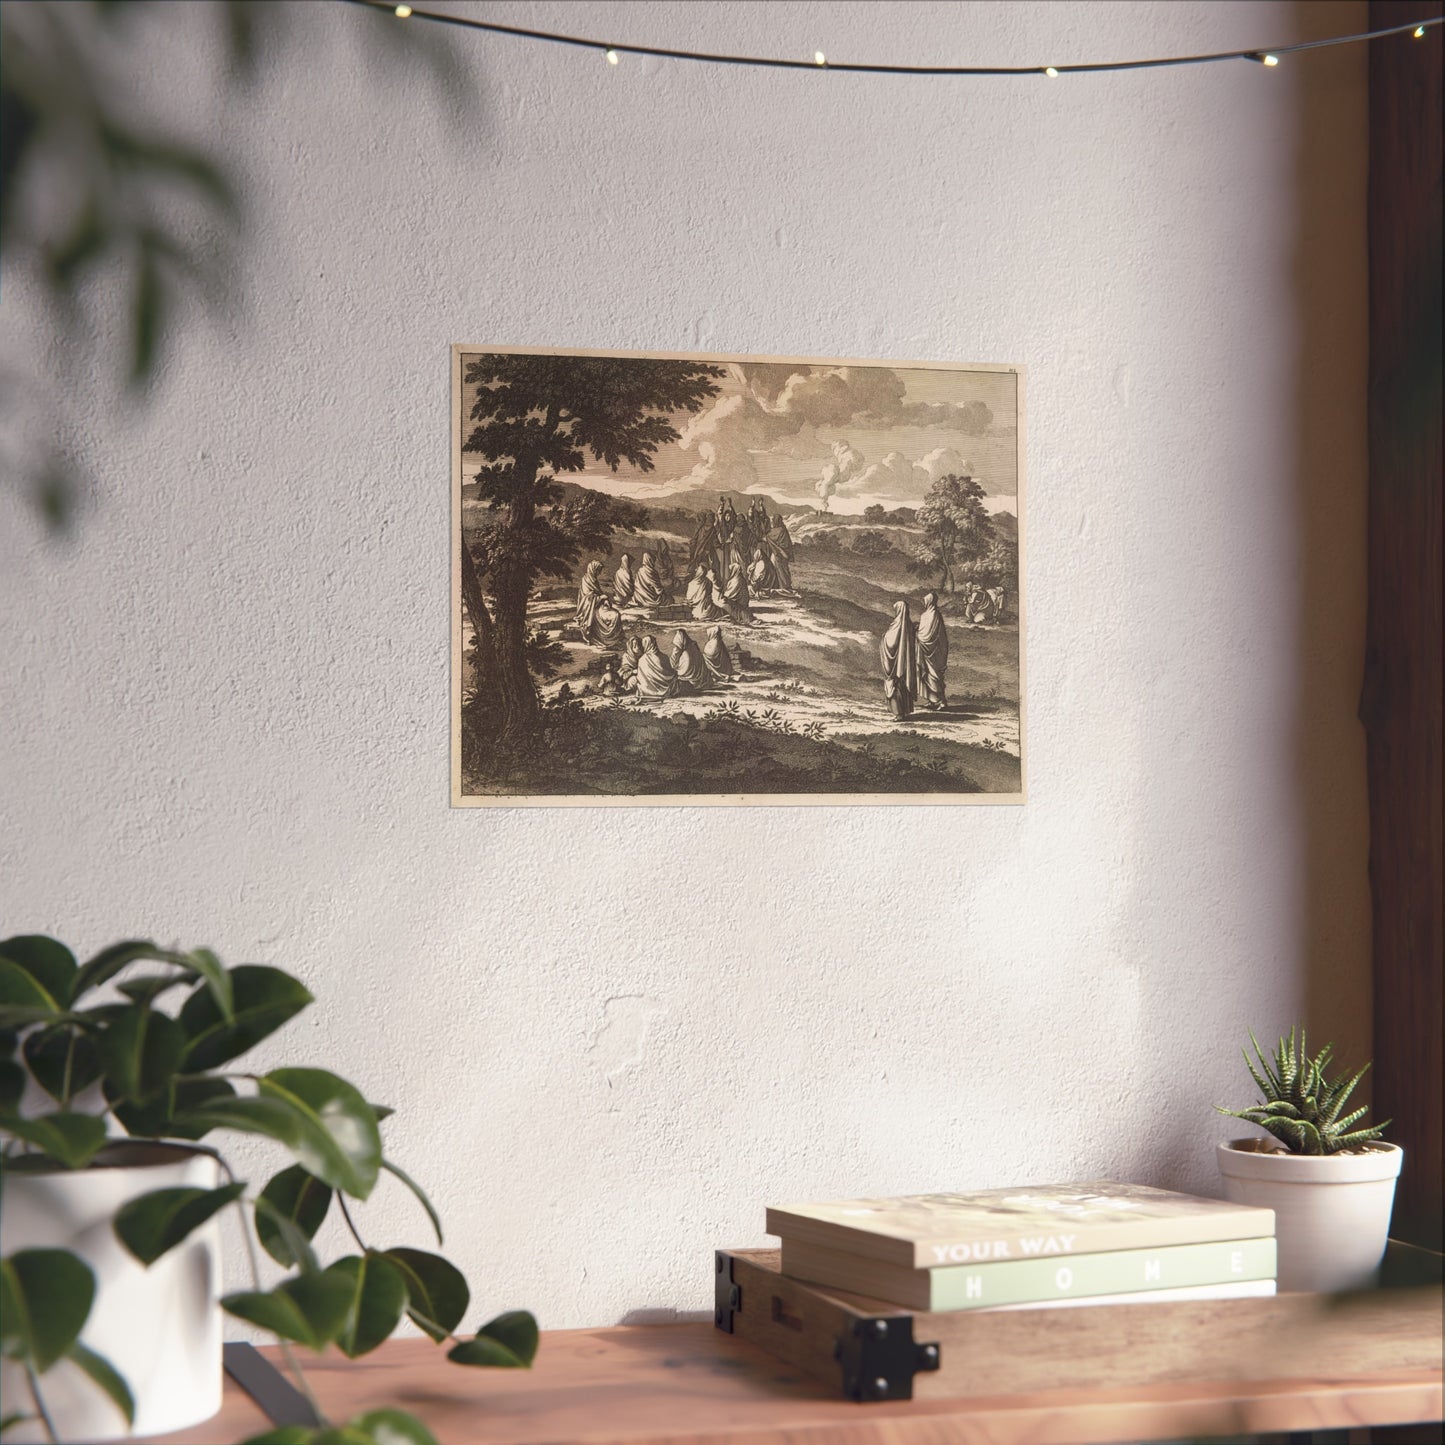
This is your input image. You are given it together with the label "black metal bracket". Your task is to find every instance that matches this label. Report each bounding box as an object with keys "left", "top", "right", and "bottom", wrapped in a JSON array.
[
  {"left": 222, "top": 1341, "right": 320, "bottom": 1427},
  {"left": 714, "top": 1250, "right": 742, "bottom": 1333},
  {"left": 833, "top": 1313, "right": 941, "bottom": 1402}
]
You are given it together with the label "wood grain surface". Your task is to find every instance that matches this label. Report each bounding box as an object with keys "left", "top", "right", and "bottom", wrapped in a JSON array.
[
  {"left": 145, "top": 1309, "right": 1442, "bottom": 1445},
  {"left": 723, "top": 1247, "right": 1444, "bottom": 1404}
]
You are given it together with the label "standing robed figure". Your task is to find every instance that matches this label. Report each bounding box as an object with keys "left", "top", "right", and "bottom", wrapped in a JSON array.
[
  {"left": 916, "top": 591, "right": 949, "bottom": 709},
  {"left": 764, "top": 513, "right": 795, "bottom": 593},
  {"left": 880, "top": 600, "right": 920, "bottom": 720}
]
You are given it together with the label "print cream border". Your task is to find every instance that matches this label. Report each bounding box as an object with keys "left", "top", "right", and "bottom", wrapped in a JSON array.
[{"left": 450, "top": 345, "right": 1027, "bottom": 808}]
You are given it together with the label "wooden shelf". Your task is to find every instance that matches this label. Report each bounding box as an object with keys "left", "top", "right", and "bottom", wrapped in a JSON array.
[{"left": 149, "top": 1317, "right": 1442, "bottom": 1445}]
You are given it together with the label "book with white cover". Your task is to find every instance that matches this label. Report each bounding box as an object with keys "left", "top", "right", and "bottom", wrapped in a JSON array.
[{"left": 766, "top": 1180, "right": 1275, "bottom": 1269}]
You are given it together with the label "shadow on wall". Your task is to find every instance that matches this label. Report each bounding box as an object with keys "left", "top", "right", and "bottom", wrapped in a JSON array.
[
  {"left": 1286, "top": 0, "right": 1373, "bottom": 1090},
  {"left": 1132, "top": 0, "right": 1373, "bottom": 1197},
  {"left": 0, "top": 0, "right": 473, "bottom": 531}
]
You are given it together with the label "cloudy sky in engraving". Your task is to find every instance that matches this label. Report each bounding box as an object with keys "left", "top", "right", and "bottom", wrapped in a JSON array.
[{"left": 462, "top": 358, "right": 1019, "bottom": 516}]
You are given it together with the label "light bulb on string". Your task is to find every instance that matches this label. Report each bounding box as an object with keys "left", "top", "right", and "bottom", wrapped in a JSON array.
[{"left": 339, "top": 3, "right": 1441, "bottom": 80}]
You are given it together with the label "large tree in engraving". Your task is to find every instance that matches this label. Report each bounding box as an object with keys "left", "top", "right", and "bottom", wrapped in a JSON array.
[
  {"left": 461, "top": 354, "right": 724, "bottom": 740},
  {"left": 907, "top": 473, "right": 990, "bottom": 594}
]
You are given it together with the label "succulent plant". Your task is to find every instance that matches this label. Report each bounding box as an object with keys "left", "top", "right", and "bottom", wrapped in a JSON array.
[{"left": 1217, "top": 1025, "right": 1391, "bottom": 1156}]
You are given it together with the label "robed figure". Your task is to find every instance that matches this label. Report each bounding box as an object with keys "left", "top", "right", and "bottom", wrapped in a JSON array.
[
  {"left": 748, "top": 545, "right": 778, "bottom": 594},
  {"left": 747, "top": 496, "right": 770, "bottom": 541},
  {"left": 576, "top": 562, "right": 626, "bottom": 649},
  {"left": 631, "top": 552, "right": 670, "bottom": 609},
  {"left": 688, "top": 511, "right": 721, "bottom": 580},
  {"left": 721, "top": 558, "right": 754, "bottom": 626},
  {"left": 670, "top": 628, "right": 708, "bottom": 693},
  {"left": 575, "top": 561, "right": 611, "bottom": 647},
  {"left": 655, "top": 540, "right": 677, "bottom": 592},
  {"left": 880, "top": 600, "right": 920, "bottom": 720},
  {"left": 687, "top": 565, "right": 726, "bottom": 622},
  {"left": 618, "top": 635, "right": 644, "bottom": 684},
  {"left": 916, "top": 591, "right": 949, "bottom": 710},
  {"left": 764, "top": 514, "right": 795, "bottom": 592},
  {"left": 633, "top": 635, "right": 678, "bottom": 701},
  {"left": 702, "top": 625, "right": 733, "bottom": 683},
  {"left": 612, "top": 554, "right": 635, "bottom": 606},
  {"left": 717, "top": 496, "right": 738, "bottom": 546},
  {"left": 590, "top": 596, "right": 625, "bottom": 652}
]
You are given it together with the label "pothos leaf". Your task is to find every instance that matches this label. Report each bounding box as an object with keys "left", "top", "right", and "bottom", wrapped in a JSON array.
[
  {"left": 255, "top": 1165, "right": 332, "bottom": 1269},
  {"left": 447, "top": 1309, "right": 538, "bottom": 1368},
  {"left": 67, "top": 1341, "right": 135, "bottom": 1426}
]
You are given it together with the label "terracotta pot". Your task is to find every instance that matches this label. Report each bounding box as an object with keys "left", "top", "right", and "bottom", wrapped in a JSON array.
[
  {"left": 0, "top": 1141, "right": 223, "bottom": 1441},
  {"left": 1216, "top": 1137, "right": 1403, "bottom": 1293}
]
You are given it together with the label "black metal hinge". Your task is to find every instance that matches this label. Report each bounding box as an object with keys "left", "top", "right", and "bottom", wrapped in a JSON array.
[
  {"left": 833, "top": 1313, "right": 941, "bottom": 1401},
  {"left": 714, "top": 1250, "right": 742, "bottom": 1332}
]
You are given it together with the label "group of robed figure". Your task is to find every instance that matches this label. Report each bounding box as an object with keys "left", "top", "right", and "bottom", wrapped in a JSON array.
[
  {"left": 593, "top": 625, "right": 736, "bottom": 703},
  {"left": 687, "top": 496, "right": 798, "bottom": 618},
  {"left": 576, "top": 497, "right": 799, "bottom": 654},
  {"left": 879, "top": 593, "right": 950, "bottom": 720}
]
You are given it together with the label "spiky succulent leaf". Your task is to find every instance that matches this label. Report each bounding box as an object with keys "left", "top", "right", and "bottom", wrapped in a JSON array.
[
  {"left": 1261, "top": 1101, "right": 1300, "bottom": 1117},
  {"left": 1276, "top": 1030, "right": 1298, "bottom": 1094},
  {"left": 1330, "top": 1104, "right": 1370, "bottom": 1134},
  {"left": 1248, "top": 1032, "right": 1282, "bottom": 1099},
  {"left": 1242, "top": 1046, "right": 1273, "bottom": 1102},
  {"left": 1219, "top": 1028, "right": 1389, "bottom": 1156},
  {"left": 1333, "top": 1121, "right": 1391, "bottom": 1150},
  {"left": 1321, "top": 1063, "right": 1370, "bottom": 1127}
]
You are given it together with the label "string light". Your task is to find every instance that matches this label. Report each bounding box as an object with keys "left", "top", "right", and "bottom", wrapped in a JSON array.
[{"left": 341, "top": 3, "right": 1444, "bottom": 78}]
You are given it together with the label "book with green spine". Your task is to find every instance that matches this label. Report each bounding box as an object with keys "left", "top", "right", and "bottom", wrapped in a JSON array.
[
  {"left": 779, "top": 1235, "right": 1278, "bottom": 1311},
  {"left": 766, "top": 1180, "right": 1274, "bottom": 1269}
]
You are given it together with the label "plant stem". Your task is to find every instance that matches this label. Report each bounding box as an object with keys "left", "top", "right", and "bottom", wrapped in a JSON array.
[
  {"left": 218, "top": 1156, "right": 326, "bottom": 1427},
  {"left": 335, "top": 1197, "right": 465, "bottom": 1348},
  {"left": 60, "top": 1032, "right": 77, "bottom": 1109},
  {"left": 24, "top": 1364, "right": 57, "bottom": 1444},
  {"left": 336, "top": 1194, "right": 367, "bottom": 1253}
]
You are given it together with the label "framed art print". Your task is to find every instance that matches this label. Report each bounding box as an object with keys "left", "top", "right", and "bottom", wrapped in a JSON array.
[{"left": 453, "top": 346, "right": 1025, "bottom": 806}]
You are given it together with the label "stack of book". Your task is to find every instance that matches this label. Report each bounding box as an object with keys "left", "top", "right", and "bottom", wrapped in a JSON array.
[{"left": 766, "top": 1181, "right": 1277, "bottom": 1312}]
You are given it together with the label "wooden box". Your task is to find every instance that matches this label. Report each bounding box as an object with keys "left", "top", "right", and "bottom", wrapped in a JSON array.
[{"left": 715, "top": 1243, "right": 1445, "bottom": 1404}]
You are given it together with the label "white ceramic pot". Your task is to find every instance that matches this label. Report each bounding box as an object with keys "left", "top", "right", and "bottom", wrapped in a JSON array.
[
  {"left": 1216, "top": 1137, "right": 1403, "bottom": 1293},
  {"left": 0, "top": 1141, "right": 224, "bottom": 1442}
]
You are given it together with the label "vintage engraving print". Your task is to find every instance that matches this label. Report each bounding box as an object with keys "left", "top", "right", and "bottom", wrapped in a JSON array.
[{"left": 453, "top": 347, "right": 1025, "bottom": 806}]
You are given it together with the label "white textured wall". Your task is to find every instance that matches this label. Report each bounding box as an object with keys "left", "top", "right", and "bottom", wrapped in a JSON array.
[{"left": 0, "top": 1, "right": 1370, "bottom": 1330}]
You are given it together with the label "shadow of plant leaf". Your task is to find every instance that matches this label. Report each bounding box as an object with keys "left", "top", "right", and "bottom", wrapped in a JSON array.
[{"left": 1, "top": 0, "right": 477, "bottom": 532}]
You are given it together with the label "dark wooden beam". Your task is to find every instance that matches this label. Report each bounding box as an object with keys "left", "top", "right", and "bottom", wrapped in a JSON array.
[{"left": 1364, "top": 0, "right": 1443, "bottom": 1263}]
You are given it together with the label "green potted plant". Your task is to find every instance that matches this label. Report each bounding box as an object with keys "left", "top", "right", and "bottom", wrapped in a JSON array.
[
  {"left": 0, "top": 934, "right": 536, "bottom": 1444},
  {"left": 1215, "top": 1025, "right": 1402, "bottom": 1293}
]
